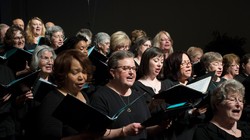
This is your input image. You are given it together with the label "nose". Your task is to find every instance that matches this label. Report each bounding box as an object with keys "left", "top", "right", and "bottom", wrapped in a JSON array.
[{"left": 78, "top": 72, "right": 87, "bottom": 80}]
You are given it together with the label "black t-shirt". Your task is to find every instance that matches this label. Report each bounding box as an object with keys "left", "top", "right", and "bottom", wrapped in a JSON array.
[
  {"left": 193, "top": 121, "right": 250, "bottom": 140},
  {"left": 91, "top": 86, "right": 150, "bottom": 140},
  {"left": 25, "top": 89, "right": 90, "bottom": 140}
]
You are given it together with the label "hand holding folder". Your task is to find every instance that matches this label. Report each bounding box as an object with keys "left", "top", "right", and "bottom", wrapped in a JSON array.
[
  {"left": 141, "top": 102, "right": 193, "bottom": 127},
  {"left": 154, "top": 72, "right": 214, "bottom": 104},
  {"left": 52, "top": 92, "right": 146, "bottom": 133},
  {"left": 32, "top": 78, "right": 57, "bottom": 102},
  {"left": 0, "top": 70, "right": 39, "bottom": 98}
]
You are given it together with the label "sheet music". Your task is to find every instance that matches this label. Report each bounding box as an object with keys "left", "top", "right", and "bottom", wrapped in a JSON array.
[{"left": 187, "top": 76, "right": 212, "bottom": 94}]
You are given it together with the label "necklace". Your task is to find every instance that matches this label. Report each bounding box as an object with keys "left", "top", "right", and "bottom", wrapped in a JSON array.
[
  {"left": 231, "top": 128, "right": 236, "bottom": 134},
  {"left": 143, "top": 79, "right": 159, "bottom": 93},
  {"left": 119, "top": 95, "right": 131, "bottom": 112}
]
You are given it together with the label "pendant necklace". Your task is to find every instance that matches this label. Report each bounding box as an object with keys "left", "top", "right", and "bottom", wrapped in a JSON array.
[{"left": 119, "top": 95, "right": 131, "bottom": 112}]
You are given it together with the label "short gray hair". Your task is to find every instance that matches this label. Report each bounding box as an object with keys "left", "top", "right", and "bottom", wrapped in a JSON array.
[
  {"left": 45, "top": 25, "right": 64, "bottom": 41},
  {"left": 210, "top": 79, "right": 245, "bottom": 113},
  {"left": 31, "top": 45, "right": 56, "bottom": 70},
  {"left": 94, "top": 32, "right": 110, "bottom": 46}
]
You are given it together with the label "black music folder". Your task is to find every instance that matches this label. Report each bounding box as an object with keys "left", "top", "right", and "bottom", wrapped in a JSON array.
[
  {"left": 154, "top": 73, "right": 213, "bottom": 104},
  {"left": 0, "top": 48, "right": 32, "bottom": 62},
  {"left": 0, "top": 70, "right": 39, "bottom": 98},
  {"left": 88, "top": 46, "right": 109, "bottom": 85},
  {"left": 142, "top": 102, "right": 192, "bottom": 127},
  {"left": 1, "top": 48, "right": 32, "bottom": 75},
  {"left": 32, "top": 78, "right": 57, "bottom": 102},
  {"left": 53, "top": 92, "right": 146, "bottom": 133}
]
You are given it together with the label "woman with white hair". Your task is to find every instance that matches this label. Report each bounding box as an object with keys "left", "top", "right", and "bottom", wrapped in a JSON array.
[{"left": 193, "top": 79, "right": 250, "bottom": 139}]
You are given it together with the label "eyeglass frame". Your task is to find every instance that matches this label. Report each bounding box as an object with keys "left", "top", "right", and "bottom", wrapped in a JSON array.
[{"left": 113, "top": 66, "right": 137, "bottom": 72}]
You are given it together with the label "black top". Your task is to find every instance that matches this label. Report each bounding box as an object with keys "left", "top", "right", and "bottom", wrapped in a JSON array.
[
  {"left": 160, "top": 78, "right": 203, "bottom": 140},
  {"left": 25, "top": 89, "right": 89, "bottom": 140},
  {"left": 0, "top": 64, "right": 16, "bottom": 137},
  {"left": 235, "top": 73, "right": 248, "bottom": 83},
  {"left": 193, "top": 122, "right": 250, "bottom": 140},
  {"left": 132, "top": 80, "right": 169, "bottom": 113},
  {"left": 90, "top": 86, "right": 150, "bottom": 140}
]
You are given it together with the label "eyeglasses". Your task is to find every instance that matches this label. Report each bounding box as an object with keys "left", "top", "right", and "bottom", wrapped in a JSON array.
[
  {"left": 13, "top": 36, "right": 24, "bottom": 40},
  {"left": 102, "top": 42, "right": 110, "bottom": 46},
  {"left": 225, "top": 97, "right": 244, "bottom": 104},
  {"left": 180, "top": 61, "right": 192, "bottom": 67},
  {"left": 230, "top": 64, "right": 239, "bottom": 67},
  {"left": 142, "top": 44, "right": 152, "bottom": 47},
  {"left": 41, "top": 56, "right": 54, "bottom": 63},
  {"left": 115, "top": 66, "right": 137, "bottom": 72},
  {"left": 210, "top": 62, "right": 223, "bottom": 67},
  {"left": 52, "top": 35, "right": 65, "bottom": 40},
  {"left": 117, "top": 45, "right": 129, "bottom": 50}
]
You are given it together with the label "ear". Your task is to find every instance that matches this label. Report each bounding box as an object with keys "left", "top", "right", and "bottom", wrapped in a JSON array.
[
  {"left": 242, "top": 63, "right": 246, "bottom": 70},
  {"left": 109, "top": 69, "right": 115, "bottom": 79}
]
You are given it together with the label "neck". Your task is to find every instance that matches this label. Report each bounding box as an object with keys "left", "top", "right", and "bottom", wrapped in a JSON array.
[
  {"left": 107, "top": 81, "right": 130, "bottom": 96},
  {"left": 134, "top": 57, "right": 141, "bottom": 65},
  {"left": 223, "top": 74, "right": 234, "bottom": 80},
  {"left": 99, "top": 50, "right": 106, "bottom": 56},
  {"left": 212, "top": 75, "right": 220, "bottom": 82},
  {"left": 39, "top": 72, "right": 49, "bottom": 80},
  {"left": 178, "top": 78, "right": 188, "bottom": 85},
  {"left": 211, "top": 115, "right": 237, "bottom": 131},
  {"left": 143, "top": 75, "right": 157, "bottom": 81}
]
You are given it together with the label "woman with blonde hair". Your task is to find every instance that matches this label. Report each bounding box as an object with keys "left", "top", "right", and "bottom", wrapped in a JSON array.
[
  {"left": 110, "top": 31, "right": 131, "bottom": 54},
  {"left": 25, "top": 17, "right": 46, "bottom": 50},
  {"left": 153, "top": 31, "right": 173, "bottom": 59}
]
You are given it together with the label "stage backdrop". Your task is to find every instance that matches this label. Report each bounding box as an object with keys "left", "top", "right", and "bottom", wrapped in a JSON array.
[{"left": 1, "top": 0, "right": 250, "bottom": 54}]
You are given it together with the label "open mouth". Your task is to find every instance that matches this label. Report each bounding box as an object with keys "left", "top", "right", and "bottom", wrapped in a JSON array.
[{"left": 232, "top": 109, "right": 241, "bottom": 113}]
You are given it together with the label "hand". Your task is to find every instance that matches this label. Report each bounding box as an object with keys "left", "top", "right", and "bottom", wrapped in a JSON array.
[
  {"left": 16, "top": 90, "right": 33, "bottom": 105},
  {"left": 148, "top": 98, "right": 165, "bottom": 111},
  {"left": 122, "top": 123, "right": 144, "bottom": 136},
  {"left": 159, "top": 119, "right": 172, "bottom": 129},
  {"left": 1, "top": 93, "right": 12, "bottom": 103},
  {"left": 16, "top": 61, "right": 31, "bottom": 76},
  {"left": 189, "top": 107, "right": 207, "bottom": 116}
]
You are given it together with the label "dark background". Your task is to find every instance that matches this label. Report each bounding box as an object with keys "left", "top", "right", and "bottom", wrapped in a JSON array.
[{"left": 1, "top": 0, "right": 250, "bottom": 53}]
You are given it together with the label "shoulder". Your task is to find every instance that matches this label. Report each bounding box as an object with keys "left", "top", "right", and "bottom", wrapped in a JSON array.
[
  {"left": 238, "top": 121, "right": 250, "bottom": 138},
  {"left": 162, "top": 78, "right": 178, "bottom": 89},
  {"left": 193, "top": 123, "right": 215, "bottom": 140},
  {"left": 132, "top": 80, "right": 145, "bottom": 90}
]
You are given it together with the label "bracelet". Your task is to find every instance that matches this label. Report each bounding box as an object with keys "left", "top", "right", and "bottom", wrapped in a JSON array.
[
  {"left": 121, "top": 126, "right": 126, "bottom": 137},
  {"left": 104, "top": 129, "right": 111, "bottom": 137}
]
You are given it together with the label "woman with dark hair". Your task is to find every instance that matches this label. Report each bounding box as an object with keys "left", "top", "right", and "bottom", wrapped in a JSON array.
[
  {"left": 132, "top": 47, "right": 169, "bottom": 140},
  {"left": 132, "top": 47, "right": 166, "bottom": 110},
  {"left": 163, "top": 51, "right": 204, "bottom": 140},
  {"left": 55, "top": 36, "right": 88, "bottom": 57},
  {"left": 3, "top": 25, "right": 26, "bottom": 50},
  {"left": 130, "top": 36, "right": 152, "bottom": 67},
  {"left": 2, "top": 25, "right": 31, "bottom": 78},
  {"left": 164, "top": 51, "right": 192, "bottom": 86},
  {"left": 25, "top": 49, "right": 96, "bottom": 140},
  {"left": 235, "top": 53, "right": 250, "bottom": 83}
]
